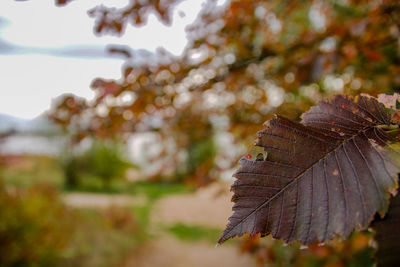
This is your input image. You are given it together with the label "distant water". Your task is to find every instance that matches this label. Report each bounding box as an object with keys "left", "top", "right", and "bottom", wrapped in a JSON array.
[
  {"left": 0, "top": 135, "right": 66, "bottom": 155},
  {"left": 0, "top": 133, "right": 154, "bottom": 164},
  {"left": 0, "top": 133, "right": 155, "bottom": 160}
]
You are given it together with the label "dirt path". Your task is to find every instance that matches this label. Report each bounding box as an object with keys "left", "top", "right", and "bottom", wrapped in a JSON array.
[
  {"left": 151, "top": 182, "right": 234, "bottom": 228},
  {"left": 123, "top": 234, "right": 255, "bottom": 267},
  {"left": 63, "top": 192, "right": 147, "bottom": 208},
  {"left": 123, "top": 182, "right": 256, "bottom": 267}
]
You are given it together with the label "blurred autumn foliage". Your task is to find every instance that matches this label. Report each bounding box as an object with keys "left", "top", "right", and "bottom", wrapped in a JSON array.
[
  {"left": 0, "top": 185, "right": 73, "bottom": 266},
  {"left": 238, "top": 232, "right": 373, "bottom": 267},
  {"left": 49, "top": 0, "right": 400, "bottom": 186},
  {"left": 0, "top": 181, "right": 144, "bottom": 266}
]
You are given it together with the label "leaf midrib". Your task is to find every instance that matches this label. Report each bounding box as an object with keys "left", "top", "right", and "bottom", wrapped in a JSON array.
[{"left": 223, "top": 125, "right": 380, "bottom": 241}]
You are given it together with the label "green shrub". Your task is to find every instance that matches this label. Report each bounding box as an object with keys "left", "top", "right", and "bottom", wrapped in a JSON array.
[
  {"left": 82, "top": 139, "right": 132, "bottom": 189},
  {"left": 166, "top": 223, "right": 222, "bottom": 243},
  {"left": 60, "top": 138, "right": 133, "bottom": 190},
  {"left": 62, "top": 207, "right": 144, "bottom": 267}
]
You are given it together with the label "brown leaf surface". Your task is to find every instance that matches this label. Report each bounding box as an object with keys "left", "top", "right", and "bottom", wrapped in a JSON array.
[{"left": 219, "top": 95, "right": 400, "bottom": 245}]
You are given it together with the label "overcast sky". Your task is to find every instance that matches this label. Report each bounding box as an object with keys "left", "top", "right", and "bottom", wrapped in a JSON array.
[{"left": 0, "top": 0, "right": 205, "bottom": 119}]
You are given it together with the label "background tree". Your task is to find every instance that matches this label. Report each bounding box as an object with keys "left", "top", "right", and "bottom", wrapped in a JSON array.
[{"left": 49, "top": 0, "right": 400, "bottom": 187}]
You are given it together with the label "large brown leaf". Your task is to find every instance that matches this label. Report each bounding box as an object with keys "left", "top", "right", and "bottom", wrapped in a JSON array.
[{"left": 219, "top": 95, "right": 399, "bottom": 245}]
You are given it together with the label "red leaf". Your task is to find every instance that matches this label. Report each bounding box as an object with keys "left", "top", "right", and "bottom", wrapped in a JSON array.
[
  {"left": 219, "top": 95, "right": 400, "bottom": 245},
  {"left": 363, "top": 48, "right": 384, "bottom": 61}
]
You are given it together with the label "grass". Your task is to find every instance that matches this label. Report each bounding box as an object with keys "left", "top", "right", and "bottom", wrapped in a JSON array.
[
  {"left": 63, "top": 173, "right": 132, "bottom": 194},
  {"left": 166, "top": 223, "right": 223, "bottom": 244},
  {"left": 65, "top": 178, "right": 193, "bottom": 203},
  {"left": 1, "top": 155, "right": 64, "bottom": 188},
  {"left": 131, "top": 181, "right": 193, "bottom": 201},
  {"left": 61, "top": 208, "right": 145, "bottom": 267},
  {"left": 132, "top": 204, "right": 152, "bottom": 228}
]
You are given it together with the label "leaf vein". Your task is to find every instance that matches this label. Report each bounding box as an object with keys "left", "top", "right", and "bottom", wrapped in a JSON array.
[
  {"left": 351, "top": 137, "right": 385, "bottom": 210},
  {"left": 334, "top": 150, "right": 348, "bottom": 233},
  {"left": 305, "top": 167, "right": 314, "bottom": 243},
  {"left": 342, "top": 143, "right": 367, "bottom": 225}
]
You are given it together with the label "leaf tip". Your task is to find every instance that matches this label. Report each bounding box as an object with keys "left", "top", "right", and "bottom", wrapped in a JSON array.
[{"left": 217, "top": 235, "right": 226, "bottom": 245}]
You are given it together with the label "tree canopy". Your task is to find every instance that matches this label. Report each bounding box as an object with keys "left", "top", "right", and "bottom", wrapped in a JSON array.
[{"left": 49, "top": 0, "right": 400, "bottom": 185}]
